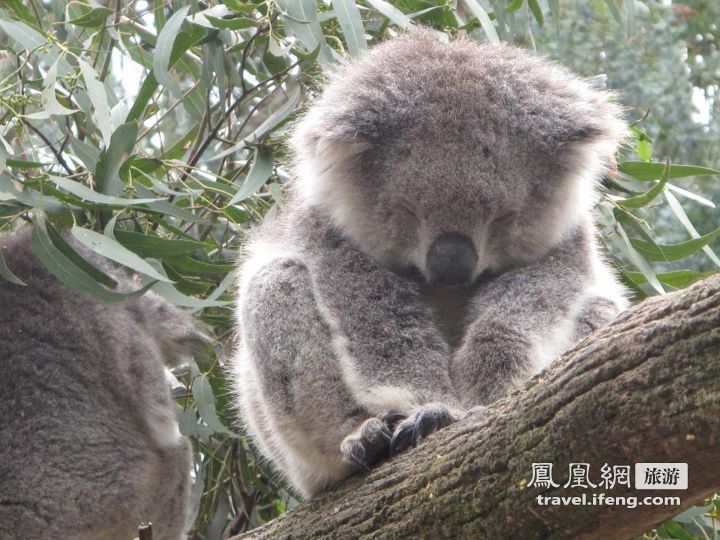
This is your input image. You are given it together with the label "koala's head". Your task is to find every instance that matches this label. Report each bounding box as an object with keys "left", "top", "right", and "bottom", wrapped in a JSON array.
[
  {"left": 126, "top": 292, "right": 211, "bottom": 365},
  {"left": 291, "top": 33, "right": 627, "bottom": 285}
]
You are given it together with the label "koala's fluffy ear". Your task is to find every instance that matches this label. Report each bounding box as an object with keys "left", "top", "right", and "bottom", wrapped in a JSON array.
[
  {"left": 290, "top": 87, "right": 382, "bottom": 170},
  {"left": 127, "top": 293, "right": 212, "bottom": 364},
  {"left": 289, "top": 85, "right": 380, "bottom": 208},
  {"left": 290, "top": 51, "right": 404, "bottom": 167},
  {"left": 518, "top": 67, "right": 629, "bottom": 160},
  {"left": 291, "top": 107, "right": 371, "bottom": 163}
]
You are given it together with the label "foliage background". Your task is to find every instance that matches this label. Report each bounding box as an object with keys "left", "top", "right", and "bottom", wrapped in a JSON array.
[{"left": 0, "top": 0, "right": 718, "bottom": 538}]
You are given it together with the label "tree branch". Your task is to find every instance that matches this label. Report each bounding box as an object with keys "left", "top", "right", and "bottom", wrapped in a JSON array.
[{"left": 233, "top": 275, "right": 720, "bottom": 540}]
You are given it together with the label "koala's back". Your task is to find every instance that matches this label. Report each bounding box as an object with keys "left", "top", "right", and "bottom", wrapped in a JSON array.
[{"left": 0, "top": 229, "right": 191, "bottom": 540}]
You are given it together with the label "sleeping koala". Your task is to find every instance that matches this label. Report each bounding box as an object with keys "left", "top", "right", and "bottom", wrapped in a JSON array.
[
  {"left": 230, "top": 33, "right": 628, "bottom": 498},
  {"left": 0, "top": 227, "right": 199, "bottom": 540}
]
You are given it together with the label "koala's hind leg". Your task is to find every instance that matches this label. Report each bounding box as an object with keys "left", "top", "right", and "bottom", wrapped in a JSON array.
[
  {"left": 233, "top": 260, "right": 377, "bottom": 497},
  {"left": 572, "top": 296, "right": 623, "bottom": 342}
]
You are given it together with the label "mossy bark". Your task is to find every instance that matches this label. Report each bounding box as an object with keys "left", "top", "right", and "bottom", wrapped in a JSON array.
[{"left": 234, "top": 275, "right": 720, "bottom": 540}]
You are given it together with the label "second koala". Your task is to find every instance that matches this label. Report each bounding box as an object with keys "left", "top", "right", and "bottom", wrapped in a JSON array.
[
  {"left": 231, "top": 34, "right": 628, "bottom": 498},
  {"left": 0, "top": 228, "right": 199, "bottom": 540}
]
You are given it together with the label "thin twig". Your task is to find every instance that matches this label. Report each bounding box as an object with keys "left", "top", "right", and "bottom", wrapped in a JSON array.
[
  {"left": 98, "top": 0, "right": 123, "bottom": 82},
  {"left": 22, "top": 120, "right": 74, "bottom": 175},
  {"left": 137, "top": 79, "right": 203, "bottom": 141},
  {"left": 239, "top": 23, "right": 270, "bottom": 94},
  {"left": 179, "top": 57, "right": 303, "bottom": 183}
]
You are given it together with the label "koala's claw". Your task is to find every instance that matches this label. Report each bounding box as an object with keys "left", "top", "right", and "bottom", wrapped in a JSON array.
[
  {"left": 342, "top": 439, "right": 371, "bottom": 471},
  {"left": 382, "top": 411, "right": 408, "bottom": 430},
  {"left": 389, "top": 403, "right": 458, "bottom": 456},
  {"left": 389, "top": 422, "right": 414, "bottom": 455},
  {"left": 341, "top": 418, "right": 392, "bottom": 471},
  {"left": 343, "top": 405, "right": 458, "bottom": 467}
]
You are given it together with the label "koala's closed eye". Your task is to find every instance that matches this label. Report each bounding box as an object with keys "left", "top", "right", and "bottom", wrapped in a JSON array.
[
  {"left": 492, "top": 212, "right": 517, "bottom": 227},
  {"left": 398, "top": 199, "right": 421, "bottom": 223}
]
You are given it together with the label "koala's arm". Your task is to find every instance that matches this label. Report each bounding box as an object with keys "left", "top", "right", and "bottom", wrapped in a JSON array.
[
  {"left": 235, "top": 257, "right": 368, "bottom": 496},
  {"left": 234, "top": 231, "right": 461, "bottom": 496},
  {"left": 452, "top": 226, "right": 626, "bottom": 407},
  {"left": 299, "top": 224, "right": 462, "bottom": 414}
]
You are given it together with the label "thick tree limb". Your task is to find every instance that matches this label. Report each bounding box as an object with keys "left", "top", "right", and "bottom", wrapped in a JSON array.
[{"left": 236, "top": 275, "right": 720, "bottom": 540}]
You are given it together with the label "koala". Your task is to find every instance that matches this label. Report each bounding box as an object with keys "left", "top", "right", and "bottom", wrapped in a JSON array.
[
  {"left": 0, "top": 227, "right": 199, "bottom": 540},
  {"left": 230, "top": 33, "right": 628, "bottom": 498}
]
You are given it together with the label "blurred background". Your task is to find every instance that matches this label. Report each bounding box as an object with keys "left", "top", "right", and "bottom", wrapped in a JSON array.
[{"left": 0, "top": 1, "right": 718, "bottom": 538}]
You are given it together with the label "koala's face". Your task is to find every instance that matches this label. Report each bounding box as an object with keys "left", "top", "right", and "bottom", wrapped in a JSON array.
[
  {"left": 292, "top": 35, "right": 626, "bottom": 285},
  {"left": 352, "top": 124, "right": 585, "bottom": 284}
]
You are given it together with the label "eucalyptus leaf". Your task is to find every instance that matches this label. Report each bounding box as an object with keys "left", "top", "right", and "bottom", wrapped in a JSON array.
[
  {"left": 664, "top": 190, "right": 720, "bottom": 268},
  {"left": 179, "top": 407, "right": 213, "bottom": 440},
  {"left": 666, "top": 184, "right": 716, "bottom": 208},
  {"left": 333, "top": 0, "right": 367, "bottom": 56},
  {"left": 192, "top": 374, "right": 236, "bottom": 436},
  {"left": 462, "top": 0, "right": 499, "bottom": 42},
  {"left": 198, "top": 269, "right": 235, "bottom": 311},
  {"left": 365, "top": 0, "right": 412, "bottom": 28},
  {"left": 620, "top": 161, "right": 720, "bottom": 181},
  {"left": 625, "top": 270, "right": 714, "bottom": 290},
  {"left": 45, "top": 221, "right": 119, "bottom": 289},
  {"left": 114, "top": 230, "right": 205, "bottom": 258},
  {"left": 227, "top": 147, "right": 273, "bottom": 205},
  {"left": 48, "top": 176, "right": 160, "bottom": 206},
  {"left": 206, "top": 15, "right": 256, "bottom": 30},
  {"left": 153, "top": 5, "right": 191, "bottom": 97},
  {"left": 31, "top": 215, "right": 150, "bottom": 303},
  {"left": 630, "top": 227, "right": 720, "bottom": 263},
  {"left": 507, "top": 0, "right": 523, "bottom": 12},
  {"left": 127, "top": 24, "right": 206, "bottom": 122},
  {"left": 165, "top": 256, "right": 234, "bottom": 274},
  {"left": 0, "top": 174, "right": 46, "bottom": 207},
  {"left": 187, "top": 4, "right": 233, "bottom": 28},
  {"left": 66, "top": 3, "right": 112, "bottom": 28},
  {"left": 277, "top": 0, "right": 333, "bottom": 64},
  {"left": 0, "top": 245, "right": 26, "bottom": 286},
  {"left": 617, "top": 161, "right": 669, "bottom": 208},
  {"left": 95, "top": 122, "right": 139, "bottom": 197},
  {"left": 70, "top": 225, "right": 173, "bottom": 283},
  {"left": 134, "top": 184, "right": 209, "bottom": 223},
  {"left": 0, "top": 18, "right": 46, "bottom": 52},
  {"left": 26, "top": 60, "right": 79, "bottom": 119},
  {"left": 69, "top": 136, "right": 102, "bottom": 173},
  {"left": 6, "top": 159, "right": 44, "bottom": 169},
  {"left": 77, "top": 57, "right": 113, "bottom": 146},
  {"left": 1, "top": 1, "right": 35, "bottom": 25},
  {"left": 617, "top": 223, "right": 664, "bottom": 294},
  {"left": 528, "top": 0, "right": 544, "bottom": 24},
  {"left": 150, "top": 279, "right": 230, "bottom": 308}
]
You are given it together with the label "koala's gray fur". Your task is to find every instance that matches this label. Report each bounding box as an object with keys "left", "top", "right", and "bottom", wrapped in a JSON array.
[
  {"left": 230, "top": 33, "right": 628, "bottom": 498},
  {"left": 0, "top": 228, "right": 198, "bottom": 540}
]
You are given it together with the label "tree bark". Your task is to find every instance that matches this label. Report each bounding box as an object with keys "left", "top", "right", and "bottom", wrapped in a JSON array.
[{"left": 235, "top": 275, "right": 720, "bottom": 540}]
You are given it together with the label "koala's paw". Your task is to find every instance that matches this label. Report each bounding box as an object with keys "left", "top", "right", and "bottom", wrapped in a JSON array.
[
  {"left": 389, "top": 403, "right": 459, "bottom": 456},
  {"left": 340, "top": 418, "right": 392, "bottom": 471}
]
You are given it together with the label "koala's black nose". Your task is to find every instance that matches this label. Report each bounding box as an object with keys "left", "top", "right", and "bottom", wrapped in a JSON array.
[{"left": 426, "top": 233, "right": 478, "bottom": 286}]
